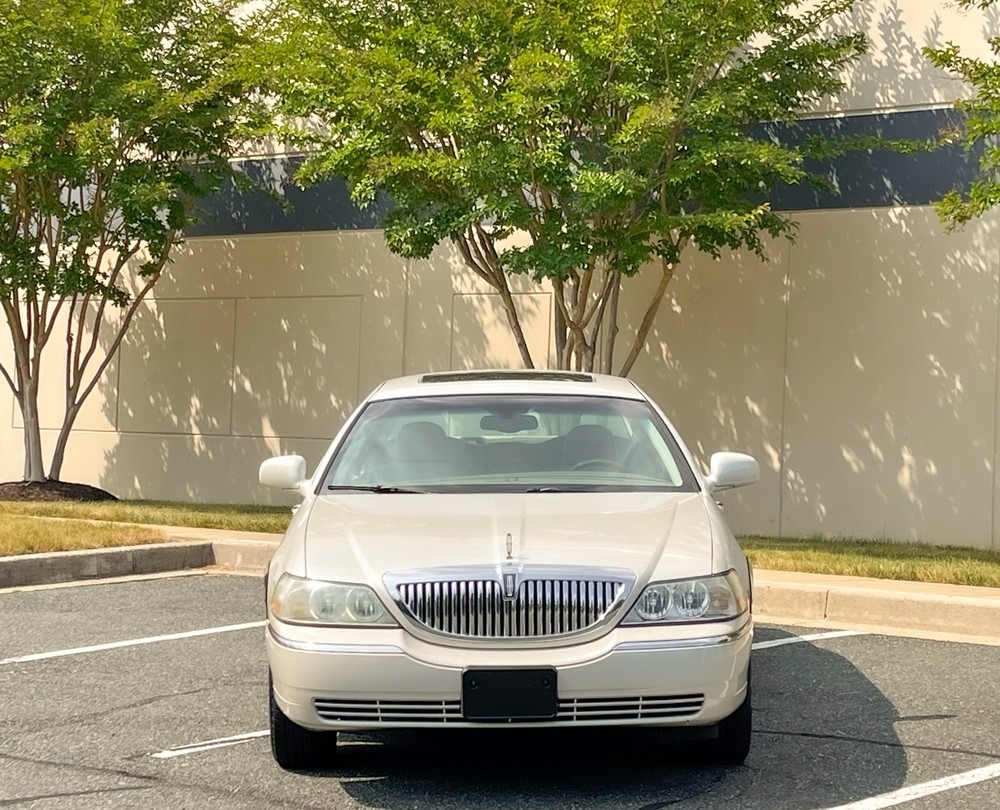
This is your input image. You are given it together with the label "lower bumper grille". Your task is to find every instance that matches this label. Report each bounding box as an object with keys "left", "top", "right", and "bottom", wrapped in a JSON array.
[
  {"left": 556, "top": 694, "right": 704, "bottom": 721},
  {"left": 315, "top": 698, "right": 462, "bottom": 723},
  {"left": 313, "top": 694, "right": 705, "bottom": 724}
]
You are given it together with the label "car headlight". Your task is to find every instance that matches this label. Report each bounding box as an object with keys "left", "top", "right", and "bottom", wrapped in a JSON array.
[
  {"left": 621, "top": 570, "right": 748, "bottom": 625},
  {"left": 270, "top": 574, "right": 397, "bottom": 626}
]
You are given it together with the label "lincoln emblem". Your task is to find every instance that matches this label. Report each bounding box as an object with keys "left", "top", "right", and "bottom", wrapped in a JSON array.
[{"left": 506, "top": 532, "right": 513, "bottom": 560}]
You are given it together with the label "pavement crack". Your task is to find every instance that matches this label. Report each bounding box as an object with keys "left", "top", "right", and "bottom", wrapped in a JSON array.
[
  {"left": 0, "top": 751, "right": 159, "bottom": 783},
  {"left": 2, "top": 688, "right": 207, "bottom": 734},
  {"left": 0, "top": 786, "right": 153, "bottom": 807},
  {"left": 758, "top": 728, "right": 1000, "bottom": 760},
  {"left": 0, "top": 750, "right": 339, "bottom": 810}
]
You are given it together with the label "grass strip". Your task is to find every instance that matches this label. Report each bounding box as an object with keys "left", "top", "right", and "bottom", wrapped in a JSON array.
[
  {"left": 741, "top": 535, "right": 1000, "bottom": 589},
  {"left": 0, "top": 500, "right": 292, "bottom": 534},
  {"left": 0, "top": 515, "right": 166, "bottom": 556}
]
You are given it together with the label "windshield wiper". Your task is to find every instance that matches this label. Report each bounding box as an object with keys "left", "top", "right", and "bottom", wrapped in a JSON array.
[
  {"left": 326, "top": 485, "right": 428, "bottom": 494},
  {"left": 524, "top": 486, "right": 584, "bottom": 493}
]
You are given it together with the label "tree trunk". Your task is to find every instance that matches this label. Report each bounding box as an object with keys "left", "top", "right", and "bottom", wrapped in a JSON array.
[
  {"left": 19, "top": 382, "right": 46, "bottom": 482},
  {"left": 617, "top": 258, "right": 677, "bottom": 377},
  {"left": 48, "top": 402, "right": 81, "bottom": 482},
  {"left": 600, "top": 276, "right": 621, "bottom": 375},
  {"left": 497, "top": 281, "right": 535, "bottom": 369}
]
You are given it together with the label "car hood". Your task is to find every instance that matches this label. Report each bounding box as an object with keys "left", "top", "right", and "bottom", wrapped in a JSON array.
[{"left": 302, "top": 492, "right": 713, "bottom": 586}]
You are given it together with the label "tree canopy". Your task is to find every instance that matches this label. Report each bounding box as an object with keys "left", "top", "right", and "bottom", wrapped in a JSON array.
[
  {"left": 0, "top": 0, "right": 264, "bottom": 482},
  {"left": 261, "top": 0, "right": 867, "bottom": 372},
  {"left": 924, "top": 0, "right": 1000, "bottom": 228}
]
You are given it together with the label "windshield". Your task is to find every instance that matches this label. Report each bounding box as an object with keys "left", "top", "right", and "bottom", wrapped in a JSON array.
[{"left": 320, "top": 394, "right": 698, "bottom": 493}]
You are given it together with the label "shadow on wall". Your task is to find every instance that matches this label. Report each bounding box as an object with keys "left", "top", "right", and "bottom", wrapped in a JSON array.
[
  {"left": 780, "top": 207, "right": 1000, "bottom": 547},
  {"left": 83, "top": 0, "right": 1000, "bottom": 539},
  {"left": 629, "top": 206, "right": 1000, "bottom": 548},
  {"left": 94, "top": 229, "right": 548, "bottom": 505},
  {"left": 626, "top": 0, "right": 1000, "bottom": 548},
  {"left": 96, "top": 227, "right": 404, "bottom": 506}
]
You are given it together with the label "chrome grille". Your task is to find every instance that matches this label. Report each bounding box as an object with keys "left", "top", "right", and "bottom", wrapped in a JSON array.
[{"left": 394, "top": 577, "right": 625, "bottom": 638}]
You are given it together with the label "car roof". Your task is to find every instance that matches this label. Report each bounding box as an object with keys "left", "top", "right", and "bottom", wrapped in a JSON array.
[{"left": 368, "top": 370, "right": 646, "bottom": 402}]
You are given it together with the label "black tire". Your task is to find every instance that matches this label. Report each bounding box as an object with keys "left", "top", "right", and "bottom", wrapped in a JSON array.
[
  {"left": 709, "top": 667, "right": 752, "bottom": 765},
  {"left": 269, "top": 674, "right": 337, "bottom": 770}
]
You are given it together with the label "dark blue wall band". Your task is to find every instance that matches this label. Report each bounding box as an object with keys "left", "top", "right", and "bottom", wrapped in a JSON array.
[
  {"left": 760, "top": 107, "right": 981, "bottom": 211},
  {"left": 185, "top": 108, "right": 981, "bottom": 237},
  {"left": 185, "top": 157, "right": 393, "bottom": 236}
]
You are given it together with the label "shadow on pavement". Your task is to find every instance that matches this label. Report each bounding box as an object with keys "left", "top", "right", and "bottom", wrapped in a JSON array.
[{"left": 294, "top": 628, "right": 907, "bottom": 810}]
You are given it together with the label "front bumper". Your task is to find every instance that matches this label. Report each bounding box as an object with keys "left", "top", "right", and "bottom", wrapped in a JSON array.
[{"left": 267, "top": 617, "right": 752, "bottom": 731}]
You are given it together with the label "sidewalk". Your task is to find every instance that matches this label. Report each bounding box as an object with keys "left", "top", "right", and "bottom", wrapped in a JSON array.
[{"left": 3, "top": 527, "right": 999, "bottom": 645}]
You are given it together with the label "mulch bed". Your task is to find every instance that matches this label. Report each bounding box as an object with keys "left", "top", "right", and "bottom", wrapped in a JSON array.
[{"left": 0, "top": 480, "right": 118, "bottom": 502}]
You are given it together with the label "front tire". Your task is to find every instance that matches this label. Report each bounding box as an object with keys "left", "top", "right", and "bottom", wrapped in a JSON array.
[
  {"left": 269, "top": 674, "right": 337, "bottom": 770},
  {"left": 709, "top": 667, "right": 752, "bottom": 765}
]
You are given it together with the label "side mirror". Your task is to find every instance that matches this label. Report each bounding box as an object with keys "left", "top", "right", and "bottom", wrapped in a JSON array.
[
  {"left": 706, "top": 452, "right": 759, "bottom": 493},
  {"left": 259, "top": 455, "right": 308, "bottom": 491}
]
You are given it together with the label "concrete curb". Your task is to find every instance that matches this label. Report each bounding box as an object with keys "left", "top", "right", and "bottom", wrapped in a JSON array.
[
  {"left": 0, "top": 531, "right": 282, "bottom": 588},
  {"left": 3, "top": 535, "right": 1000, "bottom": 643},
  {"left": 754, "top": 571, "right": 1000, "bottom": 643},
  {"left": 0, "top": 541, "right": 215, "bottom": 588}
]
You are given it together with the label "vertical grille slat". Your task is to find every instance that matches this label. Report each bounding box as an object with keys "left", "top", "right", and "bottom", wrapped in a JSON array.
[{"left": 394, "top": 574, "right": 625, "bottom": 639}]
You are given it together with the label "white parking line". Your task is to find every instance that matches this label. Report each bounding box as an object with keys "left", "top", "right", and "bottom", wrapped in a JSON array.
[
  {"left": 825, "top": 761, "right": 1000, "bottom": 809},
  {"left": 0, "top": 621, "right": 266, "bottom": 666},
  {"left": 753, "top": 630, "right": 864, "bottom": 650},
  {"left": 151, "top": 730, "right": 270, "bottom": 759}
]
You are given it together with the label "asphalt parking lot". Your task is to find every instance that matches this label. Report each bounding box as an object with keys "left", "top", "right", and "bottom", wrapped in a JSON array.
[{"left": 1, "top": 573, "right": 999, "bottom": 810}]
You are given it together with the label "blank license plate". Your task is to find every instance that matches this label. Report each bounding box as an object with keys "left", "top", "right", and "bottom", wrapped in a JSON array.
[{"left": 462, "top": 668, "right": 558, "bottom": 721}]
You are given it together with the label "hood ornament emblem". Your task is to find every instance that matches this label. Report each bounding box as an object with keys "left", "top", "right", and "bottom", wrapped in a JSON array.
[{"left": 506, "top": 532, "right": 513, "bottom": 560}]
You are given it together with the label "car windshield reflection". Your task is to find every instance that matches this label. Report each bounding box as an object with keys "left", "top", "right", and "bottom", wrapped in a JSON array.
[{"left": 321, "top": 394, "right": 698, "bottom": 493}]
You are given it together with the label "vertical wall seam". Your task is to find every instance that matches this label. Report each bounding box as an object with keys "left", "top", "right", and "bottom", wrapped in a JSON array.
[
  {"left": 777, "top": 240, "right": 793, "bottom": 538},
  {"left": 448, "top": 289, "right": 457, "bottom": 370},
  {"left": 228, "top": 297, "right": 239, "bottom": 442},
  {"left": 400, "top": 260, "right": 410, "bottom": 376},
  {"left": 356, "top": 293, "right": 364, "bottom": 404},
  {"left": 991, "top": 236, "right": 1000, "bottom": 550}
]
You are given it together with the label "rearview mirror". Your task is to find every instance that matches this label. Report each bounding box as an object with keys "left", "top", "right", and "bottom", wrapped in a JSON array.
[
  {"left": 706, "top": 452, "right": 759, "bottom": 493},
  {"left": 480, "top": 413, "right": 538, "bottom": 433}
]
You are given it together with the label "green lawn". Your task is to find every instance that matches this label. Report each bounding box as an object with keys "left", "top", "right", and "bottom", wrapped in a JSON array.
[{"left": 742, "top": 535, "right": 1000, "bottom": 588}]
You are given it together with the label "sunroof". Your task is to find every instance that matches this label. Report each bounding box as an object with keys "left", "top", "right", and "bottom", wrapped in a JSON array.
[{"left": 421, "top": 371, "right": 594, "bottom": 384}]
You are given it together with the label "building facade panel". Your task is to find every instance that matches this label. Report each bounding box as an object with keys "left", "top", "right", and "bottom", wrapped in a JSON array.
[
  {"left": 117, "top": 298, "right": 237, "bottom": 436},
  {"left": 782, "top": 207, "right": 1000, "bottom": 546},
  {"left": 231, "top": 295, "right": 364, "bottom": 440},
  {"left": 625, "top": 242, "right": 790, "bottom": 538}
]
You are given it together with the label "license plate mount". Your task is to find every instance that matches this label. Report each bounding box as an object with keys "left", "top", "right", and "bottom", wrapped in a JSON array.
[{"left": 461, "top": 668, "right": 558, "bottom": 721}]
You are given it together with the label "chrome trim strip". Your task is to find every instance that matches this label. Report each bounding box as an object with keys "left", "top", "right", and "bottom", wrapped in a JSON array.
[
  {"left": 268, "top": 626, "right": 403, "bottom": 655},
  {"left": 612, "top": 620, "right": 752, "bottom": 652}
]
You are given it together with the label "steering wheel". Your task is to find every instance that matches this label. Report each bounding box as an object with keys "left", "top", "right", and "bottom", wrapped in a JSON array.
[{"left": 571, "top": 458, "right": 627, "bottom": 472}]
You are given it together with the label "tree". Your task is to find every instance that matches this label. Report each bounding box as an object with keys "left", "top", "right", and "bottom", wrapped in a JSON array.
[
  {"left": 0, "top": 0, "right": 264, "bottom": 483},
  {"left": 924, "top": 0, "right": 1000, "bottom": 228},
  {"left": 262, "top": 0, "right": 866, "bottom": 373}
]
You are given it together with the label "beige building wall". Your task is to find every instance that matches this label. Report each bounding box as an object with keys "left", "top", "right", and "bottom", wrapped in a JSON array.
[
  {"left": 822, "top": 0, "right": 997, "bottom": 114},
  {"left": 2, "top": 205, "right": 999, "bottom": 550}
]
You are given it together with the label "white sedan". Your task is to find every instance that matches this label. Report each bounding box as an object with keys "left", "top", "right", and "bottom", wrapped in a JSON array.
[{"left": 260, "top": 370, "right": 759, "bottom": 770}]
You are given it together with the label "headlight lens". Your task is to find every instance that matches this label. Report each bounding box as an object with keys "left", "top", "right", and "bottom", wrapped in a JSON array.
[
  {"left": 270, "top": 574, "right": 396, "bottom": 626},
  {"left": 622, "top": 571, "right": 748, "bottom": 625}
]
